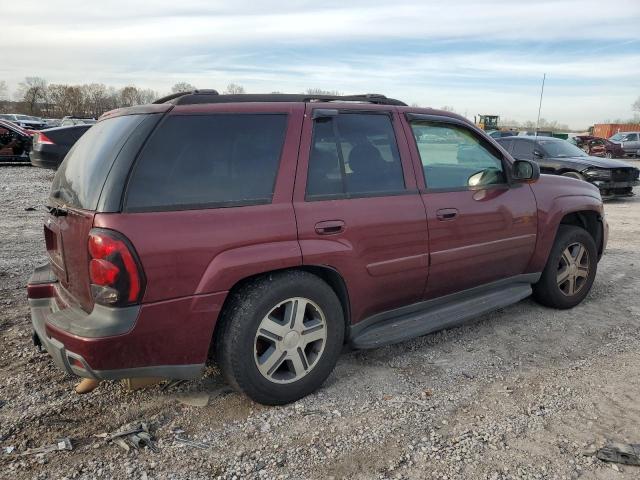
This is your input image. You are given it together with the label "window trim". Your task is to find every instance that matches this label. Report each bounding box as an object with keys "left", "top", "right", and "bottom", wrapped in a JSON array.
[
  {"left": 304, "top": 111, "right": 407, "bottom": 202},
  {"left": 122, "top": 112, "right": 288, "bottom": 213},
  {"left": 405, "top": 113, "right": 514, "bottom": 193}
]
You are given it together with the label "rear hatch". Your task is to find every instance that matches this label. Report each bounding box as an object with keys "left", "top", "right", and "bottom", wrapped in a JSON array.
[{"left": 46, "top": 114, "right": 151, "bottom": 312}]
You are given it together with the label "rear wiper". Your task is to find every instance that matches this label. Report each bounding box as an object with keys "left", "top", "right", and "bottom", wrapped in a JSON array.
[{"left": 46, "top": 205, "right": 68, "bottom": 217}]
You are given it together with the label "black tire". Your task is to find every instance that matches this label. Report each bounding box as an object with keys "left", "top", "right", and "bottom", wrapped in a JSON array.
[
  {"left": 561, "top": 171, "right": 585, "bottom": 181},
  {"left": 215, "top": 270, "right": 344, "bottom": 405},
  {"left": 532, "top": 225, "right": 597, "bottom": 309}
]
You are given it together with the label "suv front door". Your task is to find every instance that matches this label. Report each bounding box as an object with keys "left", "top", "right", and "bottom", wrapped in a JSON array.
[
  {"left": 294, "top": 106, "right": 429, "bottom": 325},
  {"left": 402, "top": 114, "right": 538, "bottom": 299}
]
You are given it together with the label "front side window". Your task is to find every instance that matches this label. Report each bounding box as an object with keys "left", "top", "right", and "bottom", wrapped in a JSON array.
[
  {"left": 410, "top": 121, "right": 506, "bottom": 190},
  {"left": 306, "top": 113, "right": 405, "bottom": 199},
  {"left": 512, "top": 139, "right": 535, "bottom": 160},
  {"left": 126, "top": 114, "right": 287, "bottom": 211}
]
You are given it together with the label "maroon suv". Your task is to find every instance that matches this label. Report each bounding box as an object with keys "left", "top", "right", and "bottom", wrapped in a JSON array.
[{"left": 28, "top": 91, "right": 608, "bottom": 405}]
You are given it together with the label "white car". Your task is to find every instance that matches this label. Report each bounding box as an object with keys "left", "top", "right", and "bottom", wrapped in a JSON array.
[{"left": 0, "top": 114, "right": 46, "bottom": 130}]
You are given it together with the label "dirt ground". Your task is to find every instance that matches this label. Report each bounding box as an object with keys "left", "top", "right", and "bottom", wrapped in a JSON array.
[{"left": 1, "top": 165, "right": 639, "bottom": 480}]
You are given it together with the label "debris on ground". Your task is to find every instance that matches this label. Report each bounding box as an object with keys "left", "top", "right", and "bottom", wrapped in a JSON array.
[
  {"left": 596, "top": 441, "right": 640, "bottom": 465},
  {"left": 95, "top": 422, "right": 157, "bottom": 452},
  {"left": 20, "top": 438, "right": 73, "bottom": 456},
  {"left": 75, "top": 378, "right": 100, "bottom": 394},
  {"left": 121, "top": 377, "right": 164, "bottom": 391},
  {"left": 174, "top": 435, "right": 212, "bottom": 450},
  {"left": 175, "top": 392, "right": 210, "bottom": 407}
]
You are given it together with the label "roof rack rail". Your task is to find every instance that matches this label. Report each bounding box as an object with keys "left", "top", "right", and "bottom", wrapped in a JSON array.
[
  {"left": 153, "top": 89, "right": 219, "bottom": 105},
  {"left": 153, "top": 91, "right": 406, "bottom": 106}
]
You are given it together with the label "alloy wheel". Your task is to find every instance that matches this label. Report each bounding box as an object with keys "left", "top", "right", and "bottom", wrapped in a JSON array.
[
  {"left": 254, "top": 297, "right": 327, "bottom": 384},
  {"left": 556, "top": 242, "right": 590, "bottom": 296}
]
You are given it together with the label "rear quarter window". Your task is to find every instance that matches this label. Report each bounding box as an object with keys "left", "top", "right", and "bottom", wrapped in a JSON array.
[
  {"left": 125, "top": 114, "right": 288, "bottom": 211},
  {"left": 50, "top": 114, "right": 147, "bottom": 209}
]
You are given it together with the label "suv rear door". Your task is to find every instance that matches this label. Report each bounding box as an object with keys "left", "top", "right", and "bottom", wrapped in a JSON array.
[
  {"left": 293, "top": 105, "right": 429, "bottom": 325},
  {"left": 401, "top": 114, "right": 538, "bottom": 299}
]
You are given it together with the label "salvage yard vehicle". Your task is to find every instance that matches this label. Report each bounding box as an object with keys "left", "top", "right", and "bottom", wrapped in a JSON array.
[
  {"left": 30, "top": 124, "right": 92, "bottom": 169},
  {"left": 0, "top": 119, "right": 33, "bottom": 163},
  {"left": 497, "top": 136, "right": 640, "bottom": 198},
  {"left": 608, "top": 131, "right": 640, "bottom": 157},
  {"left": 29, "top": 91, "right": 608, "bottom": 405},
  {"left": 571, "top": 135, "right": 626, "bottom": 159},
  {"left": 0, "top": 113, "right": 46, "bottom": 130}
]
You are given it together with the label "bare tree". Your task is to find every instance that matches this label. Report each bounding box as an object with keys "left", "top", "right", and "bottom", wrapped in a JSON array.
[
  {"left": 305, "top": 88, "right": 341, "bottom": 96},
  {"left": 171, "top": 82, "right": 196, "bottom": 94},
  {"left": 633, "top": 96, "right": 640, "bottom": 113},
  {"left": 16, "top": 77, "right": 48, "bottom": 115},
  {"left": 224, "top": 83, "right": 246, "bottom": 94},
  {"left": 0, "top": 80, "right": 8, "bottom": 101},
  {"left": 440, "top": 105, "right": 456, "bottom": 112}
]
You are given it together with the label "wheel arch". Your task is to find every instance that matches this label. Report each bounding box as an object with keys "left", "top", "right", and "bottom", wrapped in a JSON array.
[
  {"left": 211, "top": 265, "right": 351, "bottom": 353},
  {"left": 526, "top": 192, "right": 605, "bottom": 274}
]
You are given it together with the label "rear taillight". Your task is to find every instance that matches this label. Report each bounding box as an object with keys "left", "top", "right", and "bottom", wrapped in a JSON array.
[
  {"left": 35, "top": 132, "right": 55, "bottom": 145},
  {"left": 88, "top": 229, "right": 145, "bottom": 306}
]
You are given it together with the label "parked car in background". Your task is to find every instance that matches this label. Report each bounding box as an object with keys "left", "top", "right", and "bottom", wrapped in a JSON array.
[
  {"left": 0, "top": 113, "right": 46, "bottom": 130},
  {"left": 30, "top": 124, "right": 92, "bottom": 169},
  {"left": 43, "top": 118, "right": 62, "bottom": 128},
  {"left": 60, "top": 116, "right": 97, "bottom": 127},
  {"left": 487, "top": 130, "right": 518, "bottom": 139},
  {"left": 497, "top": 136, "right": 639, "bottom": 198},
  {"left": 29, "top": 91, "right": 608, "bottom": 405},
  {"left": 571, "top": 135, "right": 626, "bottom": 158},
  {"left": 608, "top": 131, "right": 640, "bottom": 157},
  {"left": 0, "top": 119, "right": 33, "bottom": 162}
]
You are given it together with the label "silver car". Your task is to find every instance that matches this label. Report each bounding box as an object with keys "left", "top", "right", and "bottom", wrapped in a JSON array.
[{"left": 609, "top": 131, "right": 640, "bottom": 157}]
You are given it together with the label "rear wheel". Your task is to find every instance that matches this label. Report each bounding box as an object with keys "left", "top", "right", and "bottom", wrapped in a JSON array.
[
  {"left": 216, "top": 270, "right": 344, "bottom": 405},
  {"left": 533, "top": 225, "right": 597, "bottom": 309},
  {"left": 561, "top": 171, "right": 585, "bottom": 181}
]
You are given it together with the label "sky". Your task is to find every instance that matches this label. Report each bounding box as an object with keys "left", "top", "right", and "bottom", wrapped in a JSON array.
[{"left": 2, "top": 0, "right": 640, "bottom": 129}]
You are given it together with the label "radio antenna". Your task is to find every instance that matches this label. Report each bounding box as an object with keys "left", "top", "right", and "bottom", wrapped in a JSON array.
[{"left": 535, "top": 73, "right": 546, "bottom": 137}]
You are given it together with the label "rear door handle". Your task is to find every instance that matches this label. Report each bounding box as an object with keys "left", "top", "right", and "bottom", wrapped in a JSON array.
[
  {"left": 315, "top": 220, "right": 345, "bottom": 235},
  {"left": 436, "top": 208, "right": 458, "bottom": 221}
]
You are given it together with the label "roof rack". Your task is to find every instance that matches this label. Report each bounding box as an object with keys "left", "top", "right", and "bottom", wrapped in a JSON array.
[{"left": 153, "top": 91, "right": 407, "bottom": 106}]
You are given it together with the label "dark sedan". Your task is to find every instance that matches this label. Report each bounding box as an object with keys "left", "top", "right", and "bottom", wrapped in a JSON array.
[
  {"left": 496, "top": 136, "right": 639, "bottom": 198},
  {"left": 0, "top": 120, "right": 33, "bottom": 163},
  {"left": 30, "top": 124, "right": 92, "bottom": 169}
]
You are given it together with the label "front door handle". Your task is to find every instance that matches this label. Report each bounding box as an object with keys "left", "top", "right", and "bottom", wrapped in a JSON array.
[
  {"left": 315, "top": 220, "right": 345, "bottom": 235},
  {"left": 436, "top": 208, "right": 458, "bottom": 221}
]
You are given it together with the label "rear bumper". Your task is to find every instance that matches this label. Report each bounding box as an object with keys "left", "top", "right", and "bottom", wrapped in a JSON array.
[
  {"left": 29, "top": 149, "right": 62, "bottom": 169},
  {"left": 28, "top": 264, "right": 226, "bottom": 380}
]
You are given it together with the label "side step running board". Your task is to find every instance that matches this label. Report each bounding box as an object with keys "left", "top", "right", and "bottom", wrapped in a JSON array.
[{"left": 349, "top": 282, "right": 533, "bottom": 349}]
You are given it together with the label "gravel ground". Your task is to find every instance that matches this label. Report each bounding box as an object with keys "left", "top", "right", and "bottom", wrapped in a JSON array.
[{"left": 1, "top": 165, "right": 640, "bottom": 480}]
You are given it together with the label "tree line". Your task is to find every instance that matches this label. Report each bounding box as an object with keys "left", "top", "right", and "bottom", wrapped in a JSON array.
[{"left": 0, "top": 78, "right": 253, "bottom": 119}]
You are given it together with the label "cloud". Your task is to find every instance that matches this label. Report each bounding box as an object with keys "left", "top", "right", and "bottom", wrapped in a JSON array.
[{"left": 1, "top": 0, "right": 639, "bottom": 127}]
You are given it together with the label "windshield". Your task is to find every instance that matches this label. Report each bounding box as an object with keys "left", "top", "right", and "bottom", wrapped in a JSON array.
[
  {"left": 51, "top": 114, "right": 146, "bottom": 209},
  {"left": 537, "top": 139, "right": 587, "bottom": 158},
  {"left": 609, "top": 133, "right": 624, "bottom": 141}
]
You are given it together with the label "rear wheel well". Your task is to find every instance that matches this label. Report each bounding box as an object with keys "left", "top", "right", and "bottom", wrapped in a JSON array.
[
  {"left": 211, "top": 266, "right": 350, "bottom": 354},
  {"left": 559, "top": 211, "right": 603, "bottom": 257}
]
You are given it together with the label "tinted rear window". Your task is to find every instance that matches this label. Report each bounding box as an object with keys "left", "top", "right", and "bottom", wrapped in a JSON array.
[
  {"left": 51, "top": 115, "right": 146, "bottom": 209},
  {"left": 125, "top": 114, "right": 287, "bottom": 211}
]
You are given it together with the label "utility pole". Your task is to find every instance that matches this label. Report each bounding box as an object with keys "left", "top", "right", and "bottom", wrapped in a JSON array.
[{"left": 535, "top": 73, "right": 546, "bottom": 137}]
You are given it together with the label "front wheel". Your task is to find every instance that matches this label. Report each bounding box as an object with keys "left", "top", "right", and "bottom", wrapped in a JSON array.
[
  {"left": 216, "top": 271, "right": 344, "bottom": 405},
  {"left": 533, "top": 225, "right": 597, "bottom": 309}
]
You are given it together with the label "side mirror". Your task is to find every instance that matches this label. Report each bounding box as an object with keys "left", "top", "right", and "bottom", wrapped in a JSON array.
[{"left": 512, "top": 159, "right": 540, "bottom": 183}]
